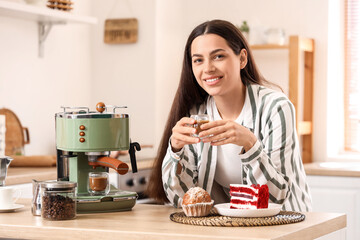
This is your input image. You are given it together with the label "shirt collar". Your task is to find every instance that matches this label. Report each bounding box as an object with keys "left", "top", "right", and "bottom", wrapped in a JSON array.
[{"left": 205, "top": 83, "right": 258, "bottom": 133}]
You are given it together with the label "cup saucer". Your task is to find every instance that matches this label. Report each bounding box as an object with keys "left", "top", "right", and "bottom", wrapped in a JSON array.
[{"left": 0, "top": 204, "right": 24, "bottom": 213}]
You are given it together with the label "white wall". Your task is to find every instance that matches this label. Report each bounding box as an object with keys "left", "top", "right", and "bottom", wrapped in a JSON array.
[
  {"left": 0, "top": 0, "right": 93, "bottom": 155},
  {"left": 0, "top": 0, "right": 345, "bottom": 163},
  {"left": 90, "top": 0, "right": 156, "bottom": 157},
  {"left": 154, "top": 0, "right": 330, "bottom": 162}
]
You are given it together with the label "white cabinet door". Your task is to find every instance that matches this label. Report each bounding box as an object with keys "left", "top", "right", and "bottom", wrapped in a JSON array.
[{"left": 307, "top": 175, "right": 360, "bottom": 240}]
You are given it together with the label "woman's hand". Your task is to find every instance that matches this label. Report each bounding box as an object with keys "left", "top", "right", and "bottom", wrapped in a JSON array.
[
  {"left": 170, "top": 117, "right": 200, "bottom": 152},
  {"left": 198, "top": 120, "right": 257, "bottom": 152}
]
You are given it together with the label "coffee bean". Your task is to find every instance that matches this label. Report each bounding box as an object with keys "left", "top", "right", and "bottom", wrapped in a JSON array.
[{"left": 42, "top": 194, "right": 76, "bottom": 220}]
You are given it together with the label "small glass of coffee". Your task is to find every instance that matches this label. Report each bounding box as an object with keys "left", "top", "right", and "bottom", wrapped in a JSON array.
[
  {"left": 190, "top": 114, "right": 209, "bottom": 138},
  {"left": 88, "top": 172, "right": 110, "bottom": 196}
]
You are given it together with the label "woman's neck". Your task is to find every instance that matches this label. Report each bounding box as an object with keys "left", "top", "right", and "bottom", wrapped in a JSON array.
[{"left": 213, "top": 83, "right": 246, "bottom": 121}]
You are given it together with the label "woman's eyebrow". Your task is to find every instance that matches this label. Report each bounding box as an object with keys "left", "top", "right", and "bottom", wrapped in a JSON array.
[
  {"left": 210, "top": 48, "right": 225, "bottom": 55},
  {"left": 191, "top": 48, "right": 225, "bottom": 58}
]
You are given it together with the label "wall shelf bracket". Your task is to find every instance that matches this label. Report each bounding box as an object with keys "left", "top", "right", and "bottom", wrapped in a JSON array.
[{"left": 38, "top": 22, "right": 54, "bottom": 58}]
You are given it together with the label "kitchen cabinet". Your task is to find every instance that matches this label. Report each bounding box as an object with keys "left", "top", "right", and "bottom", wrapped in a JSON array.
[
  {"left": 251, "top": 36, "right": 315, "bottom": 163},
  {"left": 307, "top": 174, "right": 360, "bottom": 240},
  {"left": 0, "top": 0, "right": 97, "bottom": 57}
]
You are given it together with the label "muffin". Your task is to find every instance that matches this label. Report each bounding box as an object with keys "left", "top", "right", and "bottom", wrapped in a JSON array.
[{"left": 181, "top": 187, "right": 214, "bottom": 217}]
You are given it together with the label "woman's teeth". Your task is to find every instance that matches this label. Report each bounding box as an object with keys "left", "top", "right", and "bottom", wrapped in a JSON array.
[{"left": 206, "top": 77, "right": 220, "bottom": 83}]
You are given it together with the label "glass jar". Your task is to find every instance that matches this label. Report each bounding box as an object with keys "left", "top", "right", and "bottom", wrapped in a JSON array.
[
  {"left": 40, "top": 181, "right": 77, "bottom": 221},
  {"left": 265, "top": 28, "right": 285, "bottom": 45}
]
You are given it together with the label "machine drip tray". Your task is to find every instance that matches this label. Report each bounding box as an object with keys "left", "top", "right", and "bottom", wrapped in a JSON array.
[{"left": 76, "top": 190, "right": 137, "bottom": 213}]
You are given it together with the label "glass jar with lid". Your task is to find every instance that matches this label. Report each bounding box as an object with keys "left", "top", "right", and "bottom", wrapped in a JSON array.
[{"left": 40, "top": 181, "right": 77, "bottom": 221}]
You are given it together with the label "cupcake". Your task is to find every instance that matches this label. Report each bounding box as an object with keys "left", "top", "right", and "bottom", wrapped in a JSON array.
[{"left": 181, "top": 187, "right": 214, "bottom": 217}]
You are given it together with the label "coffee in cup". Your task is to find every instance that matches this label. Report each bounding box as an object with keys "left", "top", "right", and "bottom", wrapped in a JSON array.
[
  {"left": 0, "top": 186, "right": 21, "bottom": 209},
  {"left": 88, "top": 172, "right": 110, "bottom": 196},
  {"left": 190, "top": 114, "right": 210, "bottom": 137}
]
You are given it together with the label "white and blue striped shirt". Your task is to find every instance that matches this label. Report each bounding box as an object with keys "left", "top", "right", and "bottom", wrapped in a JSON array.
[{"left": 162, "top": 83, "right": 312, "bottom": 212}]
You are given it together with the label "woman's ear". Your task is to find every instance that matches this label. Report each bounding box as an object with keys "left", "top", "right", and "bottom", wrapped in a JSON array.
[{"left": 240, "top": 49, "right": 248, "bottom": 69}]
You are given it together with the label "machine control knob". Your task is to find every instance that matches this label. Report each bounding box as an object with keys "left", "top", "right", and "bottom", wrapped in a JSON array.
[
  {"left": 126, "top": 179, "right": 134, "bottom": 187},
  {"left": 79, "top": 138, "right": 85, "bottom": 143},
  {"left": 96, "top": 102, "right": 106, "bottom": 113},
  {"left": 79, "top": 125, "right": 85, "bottom": 130},
  {"left": 139, "top": 177, "right": 147, "bottom": 185},
  {"left": 79, "top": 131, "right": 85, "bottom": 136}
]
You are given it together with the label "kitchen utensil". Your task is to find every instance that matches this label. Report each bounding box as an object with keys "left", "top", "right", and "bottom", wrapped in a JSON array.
[
  {"left": 0, "top": 108, "right": 30, "bottom": 156},
  {"left": 0, "top": 115, "right": 5, "bottom": 157},
  {"left": 55, "top": 102, "right": 140, "bottom": 213},
  {"left": 10, "top": 155, "right": 56, "bottom": 167},
  {"left": 0, "top": 186, "right": 21, "bottom": 209},
  {"left": 32, "top": 179, "right": 57, "bottom": 216},
  {"left": 31, "top": 179, "right": 42, "bottom": 216},
  {"left": 0, "top": 156, "right": 12, "bottom": 186}
]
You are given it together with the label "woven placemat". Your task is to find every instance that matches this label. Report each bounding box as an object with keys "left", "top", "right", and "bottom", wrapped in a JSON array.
[{"left": 170, "top": 210, "right": 305, "bottom": 227}]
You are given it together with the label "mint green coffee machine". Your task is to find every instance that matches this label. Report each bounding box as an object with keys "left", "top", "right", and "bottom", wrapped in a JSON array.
[{"left": 55, "top": 102, "right": 140, "bottom": 213}]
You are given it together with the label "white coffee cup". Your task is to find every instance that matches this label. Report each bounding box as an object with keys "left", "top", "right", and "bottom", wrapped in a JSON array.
[{"left": 0, "top": 186, "right": 21, "bottom": 209}]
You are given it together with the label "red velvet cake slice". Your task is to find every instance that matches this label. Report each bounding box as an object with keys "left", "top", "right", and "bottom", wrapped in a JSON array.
[{"left": 229, "top": 184, "right": 269, "bottom": 209}]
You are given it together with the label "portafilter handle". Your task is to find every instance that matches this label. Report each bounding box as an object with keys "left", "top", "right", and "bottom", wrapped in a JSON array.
[
  {"left": 88, "top": 157, "right": 129, "bottom": 175},
  {"left": 129, "top": 141, "right": 140, "bottom": 173}
]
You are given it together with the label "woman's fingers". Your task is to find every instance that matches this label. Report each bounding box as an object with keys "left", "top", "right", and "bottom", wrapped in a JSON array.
[
  {"left": 172, "top": 131, "right": 199, "bottom": 144},
  {"left": 199, "top": 120, "right": 228, "bottom": 139},
  {"left": 209, "top": 137, "right": 234, "bottom": 146},
  {"left": 200, "top": 120, "right": 241, "bottom": 145},
  {"left": 171, "top": 117, "right": 200, "bottom": 150},
  {"left": 174, "top": 119, "right": 196, "bottom": 136}
]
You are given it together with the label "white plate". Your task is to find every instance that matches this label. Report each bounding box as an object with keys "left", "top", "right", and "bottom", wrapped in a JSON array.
[
  {"left": 0, "top": 204, "right": 24, "bottom": 213},
  {"left": 214, "top": 203, "right": 282, "bottom": 217}
]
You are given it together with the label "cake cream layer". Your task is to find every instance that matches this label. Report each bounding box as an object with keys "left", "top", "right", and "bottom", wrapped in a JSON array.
[
  {"left": 230, "top": 196, "right": 258, "bottom": 209},
  {"left": 229, "top": 184, "right": 269, "bottom": 209},
  {"left": 230, "top": 184, "right": 260, "bottom": 196}
]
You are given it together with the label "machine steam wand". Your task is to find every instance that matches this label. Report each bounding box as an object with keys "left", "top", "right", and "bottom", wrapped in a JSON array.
[{"left": 129, "top": 141, "right": 140, "bottom": 173}]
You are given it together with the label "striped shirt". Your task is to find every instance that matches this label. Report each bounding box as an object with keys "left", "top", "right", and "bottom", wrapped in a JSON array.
[{"left": 162, "top": 83, "right": 312, "bottom": 212}]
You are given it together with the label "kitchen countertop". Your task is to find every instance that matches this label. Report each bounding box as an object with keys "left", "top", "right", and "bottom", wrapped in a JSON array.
[
  {"left": 304, "top": 162, "right": 360, "bottom": 177},
  {"left": 0, "top": 199, "right": 346, "bottom": 240},
  {"left": 5, "top": 158, "right": 155, "bottom": 186},
  {"left": 5, "top": 167, "right": 56, "bottom": 185}
]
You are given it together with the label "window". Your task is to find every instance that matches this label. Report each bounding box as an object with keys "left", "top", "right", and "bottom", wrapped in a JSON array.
[{"left": 344, "top": 0, "right": 360, "bottom": 152}]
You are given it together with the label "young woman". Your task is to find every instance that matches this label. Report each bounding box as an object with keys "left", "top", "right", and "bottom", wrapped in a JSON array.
[{"left": 147, "top": 19, "right": 312, "bottom": 212}]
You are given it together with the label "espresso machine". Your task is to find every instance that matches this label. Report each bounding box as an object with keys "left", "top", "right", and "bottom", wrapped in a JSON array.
[{"left": 55, "top": 102, "right": 140, "bottom": 213}]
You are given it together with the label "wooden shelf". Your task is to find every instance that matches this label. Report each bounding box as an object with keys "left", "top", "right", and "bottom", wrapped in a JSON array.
[
  {"left": 0, "top": 1, "right": 97, "bottom": 24},
  {"left": 0, "top": 0, "right": 97, "bottom": 57},
  {"left": 251, "top": 36, "right": 315, "bottom": 164},
  {"left": 250, "top": 44, "right": 289, "bottom": 50}
]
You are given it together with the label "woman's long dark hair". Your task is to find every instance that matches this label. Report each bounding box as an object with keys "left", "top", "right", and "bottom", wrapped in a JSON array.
[{"left": 146, "top": 19, "right": 274, "bottom": 203}]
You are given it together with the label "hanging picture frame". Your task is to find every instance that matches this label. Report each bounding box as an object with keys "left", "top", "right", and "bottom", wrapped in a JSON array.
[{"left": 104, "top": 18, "right": 138, "bottom": 44}]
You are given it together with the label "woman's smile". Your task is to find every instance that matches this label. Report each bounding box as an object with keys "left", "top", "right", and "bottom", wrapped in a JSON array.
[
  {"left": 191, "top": 33, "right": 242, "bottom": 97},
  {"left": 204, "top": 76, "right": 223, "bottom": 85}
]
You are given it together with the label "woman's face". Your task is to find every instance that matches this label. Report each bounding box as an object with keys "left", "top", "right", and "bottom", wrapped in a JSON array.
[{"left": 190, "top": 34, "right": 245, "bottom": 97}]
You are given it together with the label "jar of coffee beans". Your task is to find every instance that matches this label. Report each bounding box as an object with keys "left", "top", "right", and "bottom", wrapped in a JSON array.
[{"left": 40, "top": 181, "right": 77, "bottom": 221}]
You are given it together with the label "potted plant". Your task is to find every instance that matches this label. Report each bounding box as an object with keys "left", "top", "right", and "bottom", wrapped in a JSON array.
[{"left": 238, "top": 21, "right": 249, "bottom": 40}]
